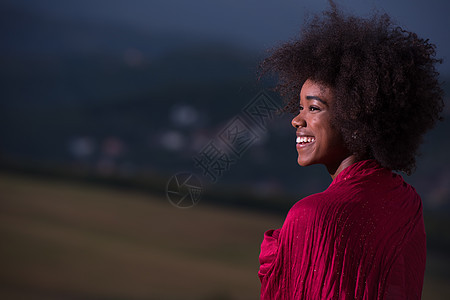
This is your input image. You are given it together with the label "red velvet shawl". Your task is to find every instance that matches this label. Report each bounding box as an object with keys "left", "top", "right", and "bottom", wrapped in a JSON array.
[{"left": 259, "top": 160, "right": 426, "bottom": 299}]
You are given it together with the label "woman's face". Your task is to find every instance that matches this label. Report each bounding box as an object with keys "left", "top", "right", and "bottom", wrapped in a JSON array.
[{"left": 291, "top": 79, "right": 350, "bottom": 173}]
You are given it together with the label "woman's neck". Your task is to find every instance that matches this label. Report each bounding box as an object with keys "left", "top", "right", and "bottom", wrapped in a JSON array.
[{"left": 328, "top": 155, "right": 359, "bottom": 181}]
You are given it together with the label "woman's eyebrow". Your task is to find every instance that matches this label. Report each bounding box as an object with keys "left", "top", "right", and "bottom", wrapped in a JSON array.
[{"left": 306, "top": 95, "right": 328, "bottom": 105}]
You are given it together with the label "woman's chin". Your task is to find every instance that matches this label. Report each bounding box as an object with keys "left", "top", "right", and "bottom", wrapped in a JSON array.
[{"left": 297, "top": 157, "right": 312, "bottom": 167}]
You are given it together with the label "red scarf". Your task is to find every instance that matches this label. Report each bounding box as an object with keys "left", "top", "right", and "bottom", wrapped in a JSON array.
[{"left": 259, "top": 160, "right": 426, "bottom": 299}]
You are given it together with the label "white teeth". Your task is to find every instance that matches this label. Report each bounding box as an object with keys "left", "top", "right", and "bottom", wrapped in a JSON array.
[{"left": 296, "top": 136, "right": 315, "bottom": 144}]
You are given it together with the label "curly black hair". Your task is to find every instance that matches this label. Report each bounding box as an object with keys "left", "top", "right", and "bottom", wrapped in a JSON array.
[{"left": 262, "top": 2, "right": 444, "bottom": 175}]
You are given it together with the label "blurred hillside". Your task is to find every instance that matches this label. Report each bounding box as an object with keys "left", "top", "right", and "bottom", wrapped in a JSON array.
[{"left": 0, "top": 2, "right": 449, "bottom": 212}]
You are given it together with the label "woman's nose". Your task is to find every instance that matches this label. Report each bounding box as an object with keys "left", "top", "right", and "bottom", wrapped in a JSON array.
[{"left": 291, "top": 113, "right": 306, "bottom": 128}]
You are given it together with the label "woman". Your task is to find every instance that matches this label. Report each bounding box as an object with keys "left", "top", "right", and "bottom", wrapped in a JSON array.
[{"left": 258, "top": 2, "right": 444, "bottom": 299}]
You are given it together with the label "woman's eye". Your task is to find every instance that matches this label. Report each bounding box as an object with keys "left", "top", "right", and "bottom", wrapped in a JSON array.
[
  {"left": 309, "top": 106, "right": 320, "bottom": 111},
  {"left": 299, "top": 106, "right": 304, "bottom": 111}
]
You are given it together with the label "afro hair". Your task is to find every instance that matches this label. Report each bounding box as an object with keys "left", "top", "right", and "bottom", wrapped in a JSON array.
[{"left": 262, "top": 1, "right": 444, "bottom": 174}]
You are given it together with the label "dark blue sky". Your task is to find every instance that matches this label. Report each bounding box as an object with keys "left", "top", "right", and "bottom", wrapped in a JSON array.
[{"left": 5, "top": 0, "right": 450, "bottom": 73}]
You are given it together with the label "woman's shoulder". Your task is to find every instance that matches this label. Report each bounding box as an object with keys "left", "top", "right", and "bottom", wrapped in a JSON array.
[
  {"left": 284, "top": 169, "right": 422, "bottom": 234},
  {"left": 285, "top": 190, "right": 338, "bottom": 223}
]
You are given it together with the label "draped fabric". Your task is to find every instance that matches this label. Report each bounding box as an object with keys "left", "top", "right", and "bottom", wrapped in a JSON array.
[{"left": 259, "top": 160, "right": 426, "bottom": 299}]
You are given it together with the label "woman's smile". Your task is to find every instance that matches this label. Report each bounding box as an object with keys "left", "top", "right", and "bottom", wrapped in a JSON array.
[{"left": 296, "top": 136, "right": 316, "bottom": 149}]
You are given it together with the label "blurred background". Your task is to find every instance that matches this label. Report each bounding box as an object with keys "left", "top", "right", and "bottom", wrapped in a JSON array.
[{"left": 1, "top": 0, "right": 449, "bottom": 299}]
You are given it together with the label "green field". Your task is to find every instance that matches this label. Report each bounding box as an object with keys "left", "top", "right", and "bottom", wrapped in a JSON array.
[{"left": 0, "top": 173, "right": 449, "bottom": 299}]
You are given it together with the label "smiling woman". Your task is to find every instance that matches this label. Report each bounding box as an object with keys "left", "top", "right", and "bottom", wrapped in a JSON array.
[{"left": 258, "top": 1, "right": 444, "bottom": 299}]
